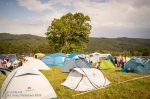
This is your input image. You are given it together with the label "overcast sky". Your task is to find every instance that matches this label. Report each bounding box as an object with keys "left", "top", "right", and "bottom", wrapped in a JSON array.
[{"left": 0, "top": 0, "right": 150, "bottom": 38}]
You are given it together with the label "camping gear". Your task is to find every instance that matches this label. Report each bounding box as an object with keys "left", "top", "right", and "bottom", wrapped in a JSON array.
[
  {"left": 0, "top": 66, "right": 57, "bottom": 99},
  {"left": 61, "top": 68, "right": 110, "bottom": 91},
  {"left": 61, "top": 58, "right": 91, "bottom": 73}
]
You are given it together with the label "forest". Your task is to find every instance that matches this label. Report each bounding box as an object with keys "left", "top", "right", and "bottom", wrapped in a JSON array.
[{"left": 0, "top": 33, "right": 150, "bottom": 56}]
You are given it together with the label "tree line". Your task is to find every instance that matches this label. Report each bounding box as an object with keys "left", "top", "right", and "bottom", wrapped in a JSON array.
[{"left": 0, "top": 41, "right": 150, "bottom": 56}]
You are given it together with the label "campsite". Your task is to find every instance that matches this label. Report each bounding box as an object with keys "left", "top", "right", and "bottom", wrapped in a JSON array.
[
  {"left": 0, "top": 52, "right": 150, "bottom": 99},
  {"left": 1, "top": 1, "right": 150, "bottom": 98}
]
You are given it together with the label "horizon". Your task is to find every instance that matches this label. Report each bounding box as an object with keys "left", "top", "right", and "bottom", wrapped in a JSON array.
[
  {"left": 1, "top": 32, "right": 150, "bottom": 39},
  {"left": 0, "top": 0, "right": 150, "bottom": 39}
]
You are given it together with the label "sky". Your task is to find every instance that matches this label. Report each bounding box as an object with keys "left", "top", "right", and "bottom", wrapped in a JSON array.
[{"left": 0, "top": 0, "right": 150, "bottom": 38}]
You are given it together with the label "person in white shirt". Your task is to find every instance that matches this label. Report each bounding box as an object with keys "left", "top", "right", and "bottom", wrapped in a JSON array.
[{"left": 6, "top": 60, "right": 12, "bottom": 69}]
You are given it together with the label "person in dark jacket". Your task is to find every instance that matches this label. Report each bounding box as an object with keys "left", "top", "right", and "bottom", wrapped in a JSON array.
[{"left": 18, "top": 59, "right": 23, "bottom": 67}]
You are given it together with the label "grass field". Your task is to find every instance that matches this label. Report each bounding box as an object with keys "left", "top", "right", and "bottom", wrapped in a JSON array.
[{"left": 0, "top": 67, "right": 150, "bottom": 99}]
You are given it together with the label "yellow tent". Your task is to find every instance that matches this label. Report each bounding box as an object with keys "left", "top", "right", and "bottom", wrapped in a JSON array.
[
  {"left": 126, "top": 57, "right": 130, "bottom": 62},
  {"left": 34, "top": 53, "right": 45, "bottom": 59}
]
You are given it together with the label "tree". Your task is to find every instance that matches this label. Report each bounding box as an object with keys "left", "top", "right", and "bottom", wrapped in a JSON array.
[{"left": 45, "top": 12, "right": 92, "bottom": 53}]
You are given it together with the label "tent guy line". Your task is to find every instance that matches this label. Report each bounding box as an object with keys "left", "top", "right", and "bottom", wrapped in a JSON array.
[{"left": 73, "top": 75, "right": 150, "bottom": 97}]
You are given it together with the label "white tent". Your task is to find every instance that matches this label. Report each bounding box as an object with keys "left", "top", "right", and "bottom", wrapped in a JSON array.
[
  {"left": 24, "top": 58, "right": 51, "bottom": 70},
  {"left": 89, "top": 52, "right": 101, "bottom": 62},
  {"left": 0, "top": 66, "right": 57, "bottom": 99},
  {"left": 61, "top": 68, "right": 110, "bottom": 91},
  {"left": 24, "top": 56, "right": 33, "bottom": 61}
]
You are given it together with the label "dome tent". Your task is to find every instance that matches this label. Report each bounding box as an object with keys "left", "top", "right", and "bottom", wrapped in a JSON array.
[
  {"left": 122, "top": 60, "right": 149, "bottom": 74},
  {"left": 24, "top": 58, "right": 51, "bottom": 70},
  {"left": 99, "top": 60, "right": 115, "bottom": 69},
  {"left": 61, "top": 68, "right": 110, "bottom": 91},
  {"left": 33, "top": 53, "right": 45, "bottom": 59},
  {"left": 41, "top": 53, "right": 67, "bottom": 66},
  {"left": 61, "top": 58, "right": 91, "bottom": 73},
  {"left": 0, "top": 66, "right": 57, "bottom": 99}
]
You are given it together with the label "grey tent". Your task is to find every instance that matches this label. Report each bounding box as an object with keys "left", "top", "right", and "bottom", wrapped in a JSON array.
[
  {"left": 61, "top": 58, "right": 91, "bottom": 73},
  {"left": 0, "top": 59, "right": 11, "bottom": 76}
]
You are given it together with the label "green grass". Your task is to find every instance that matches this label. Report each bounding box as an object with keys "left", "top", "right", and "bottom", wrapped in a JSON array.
[{"left": 0, "top": 67, "right": 150, "bottom": 99}]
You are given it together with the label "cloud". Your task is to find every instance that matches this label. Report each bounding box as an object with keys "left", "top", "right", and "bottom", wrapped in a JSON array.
[
  {"left": 17, "top": 0, "right": 54, "bottom": 12},
  {"left": 73, "top": 0, "right": 150, "bottom": 28},
  {"left": 1, "top": 0, "right": 150, "bottom": 38},
  {"left": 0, "top": 18, "right": 47, "bottom": 36}
]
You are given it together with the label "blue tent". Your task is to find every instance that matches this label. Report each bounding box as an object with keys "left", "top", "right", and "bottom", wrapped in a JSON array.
[
  {"left": 61, "top": 58, "right": 91, "bottom": 73},
  {"left": 41, "top": 53, "right": 67, "bottom": 66},
  {"left": 64, "top": 52, "right": 83, "bottom": 62},
  {"left": 54, "top": 52, "right": 67, "bottom": 57},
  {"left": 122, "top": 60, "right": 149, "bottom": 74},
  {"left": 0, "top": 54, "right": 16, "bottom": 61},
  {"left": 135, "top": 58, "right": 142, "bottom": 64},
  {"left": 10, "top": 57, "right": 17, "bottom": 63},
  {"left": 41, "top": 56, "right": 59, "bottom": 66}
]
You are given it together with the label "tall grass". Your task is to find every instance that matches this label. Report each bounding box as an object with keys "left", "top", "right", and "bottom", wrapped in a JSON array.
[{"left": 0, "top": 67, "right": 150, "bottom": 99}]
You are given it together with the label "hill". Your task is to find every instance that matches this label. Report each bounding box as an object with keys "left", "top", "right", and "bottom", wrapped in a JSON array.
[
  {"left": 0, "top": 33, "right": 47, "bottom": 45},
  {"left": 86, "top": 37, "right": 150, "bottom": 52},
  {"left": 0, "top": 33, "right": 150, "bottom": 52}
]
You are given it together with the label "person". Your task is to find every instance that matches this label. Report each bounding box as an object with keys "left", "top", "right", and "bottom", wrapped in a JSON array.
[
  {"left": 119, "top": 55, "right": 123, "bottom": 68},
  {"left": 122, "top": 55, "right": 126, "bottom": 68},
  {"left": 6, "top": 60, "right": 12, "bottom": 68},
  {"left": 117, "top": 55, "right": 121, "bottom": 67},
  {"left": 18, "top": 59, "right": 23, "bottom": 67},
  {"left": 2, "top": 59, "right": 7, "bottom": 68},
  {"left": 95, "top": 62, "right": 100, "bottom": 69},
  {"left": 6, "top": 60, "right": 13, "bottom": 70},
  {"left": 91, "top": 60, "right": 96, "bottom": 68},
  {"left": 114, "top": 56, "right": 117, "bottom": 67}
]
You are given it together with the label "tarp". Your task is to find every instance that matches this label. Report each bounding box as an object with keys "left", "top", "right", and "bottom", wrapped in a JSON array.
[
  {"left": 61, "top": 68, "right": 110, "bottom": 91},
  {"left": 0, "top": 66, "right": 57, "bottom": 99}
]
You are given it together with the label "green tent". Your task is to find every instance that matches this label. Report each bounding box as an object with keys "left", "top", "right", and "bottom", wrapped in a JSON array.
[{"left": 99, "top": 60, "right": 115, "bottom": 69}]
